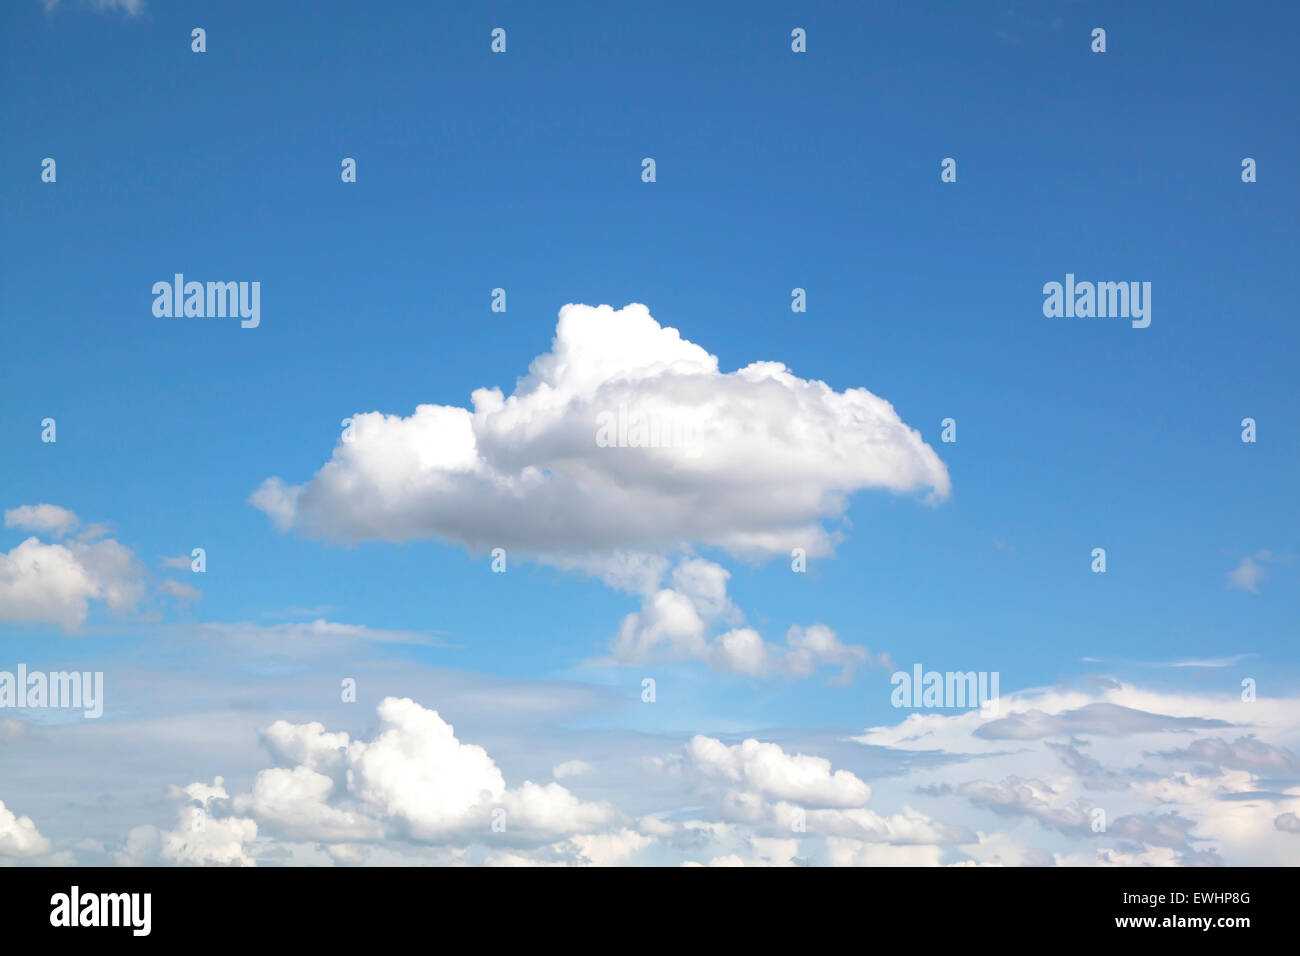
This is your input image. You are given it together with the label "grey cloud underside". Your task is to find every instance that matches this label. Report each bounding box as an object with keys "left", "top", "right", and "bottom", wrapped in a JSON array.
[
  {"left": 1046, "top": 742, "right": 1139, "bottom": 790},
  {"left": 1155, "top": 736, "right": 1300, "bottom": 773},
  {"left": 974, "top": 703, "right": 1234, "bottom": 740}
]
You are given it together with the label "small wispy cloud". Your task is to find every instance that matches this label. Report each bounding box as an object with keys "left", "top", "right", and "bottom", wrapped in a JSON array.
[
  {"left": 261, "top": 605, "right": 340, "bottom": 620},
  {"left": 1164, "top": 654, "right": 1254, "bottom": 668},
  {"left": 43, "top": 0, "right": 145, "bottom": 16},
  {"left": 4, "top": 503, "right": 80, "bottom": 538},
  {"left": 194, "top": 619, "right": 455, "bottom": 654},
  {"left": 1227, "top": 550, "right": 1288, "bottom": 595},
  {"left": 1080, "top": 653, "right": 1254, "bottom": 669},
  {"left": 159, "top": 579, "right": 202, "bottom": 604}
]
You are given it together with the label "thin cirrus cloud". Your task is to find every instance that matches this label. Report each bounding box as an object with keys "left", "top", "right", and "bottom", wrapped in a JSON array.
[
  {"left": 972, "top": 702, "right": 1234, "bottom": 740},
  {"left": 250, "top": 303, "right": 950, "bottom": 562},
  {"left": 1080, "top": 653, "right": 1255, "bottom": 669},
  {"left": 42, "top": 0, "right": 144, "bottom": 16},
  {"left": 191, "top": 619, "right": 453, "bottom": 655}
]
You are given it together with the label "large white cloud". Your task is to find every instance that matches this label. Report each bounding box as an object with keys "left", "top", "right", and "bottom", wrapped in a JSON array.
[
  {"left": 344, "top": 696, "right": 511, "bottom": 840},
  {"left": 251, "top": 303, "right": 949, "bottom": 559}
]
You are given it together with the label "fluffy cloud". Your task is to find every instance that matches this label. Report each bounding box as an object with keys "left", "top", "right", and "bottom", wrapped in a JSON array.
[
  {"left": 564, "top": 828, "right": 653, "bottom": 866},
  {"left": 118, "top": 777, "right": 258, "bottom": 867},
  {"left": 553, "top": 760, "right": 595, "bottom": 779},
  {"left": 235, "top": 697, "right": 614, "bottom": 848},
  {"left": 4, "top": 504, "right": 79, "bottom": 537},
  {"left": 685, "top": 735, "right": 873, "bottom": 809},
  {"left": 79, "top": 674, "right": 1300, "bottom": 866},
  {"left": 0, "top": 508, "right": 147, "bottom": 631},
  {"left": 262, "top": 719, "right": 350, "bottom": 774},
  {"left": 602, "top": 557, "right": 885, "bottom": 680},
  {"left": 161, "top": 814, "right": 258, "bottom": 867},
  {"left": 252, "top": 303, "right": 949, "bottom": 560},
  {"left": 659, "top": 735, "right": 968, "bottom": 864},
  {"left": 239, "top": 767, "right": 382, "bottom": 843},
  {"left": 0, "top": 798, "right": 52, "bottom": 858},
  {"left": 344, "top": 697, "right": 509, "bottom": 840}
]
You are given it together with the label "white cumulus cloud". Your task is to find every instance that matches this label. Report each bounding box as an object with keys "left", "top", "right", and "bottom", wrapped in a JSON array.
[
  {"left": 0, "top": 512, "right": 147, "bottom": 632},
  {"left": 234, "top": 697, "right": 615, "bottom": 849},
  {"left": 0, "top": 798, "right": 52, "bottom": 858},
  {"left": 251, "top": 303, "right": 949, "bottom": 561}
]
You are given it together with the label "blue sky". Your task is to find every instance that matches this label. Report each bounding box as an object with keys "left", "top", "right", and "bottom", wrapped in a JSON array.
[{"left": 0, "top": 0, "right": 1297, "bottom": 867}]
